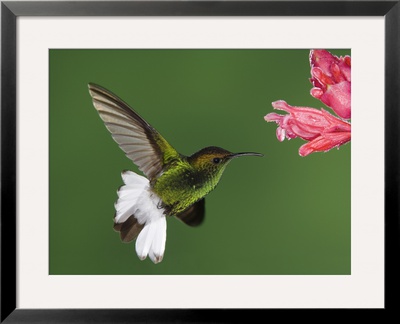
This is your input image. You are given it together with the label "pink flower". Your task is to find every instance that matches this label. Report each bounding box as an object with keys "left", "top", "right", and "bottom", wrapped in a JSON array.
[
  {"left": 309, "top": 49, "right": 351, "bottom": 119},
  {"left": 264, "top": 100, "right": 351, "bottom": 157},
  {"left": 265, "top": 49, "right": 351, "bottom": 156}
]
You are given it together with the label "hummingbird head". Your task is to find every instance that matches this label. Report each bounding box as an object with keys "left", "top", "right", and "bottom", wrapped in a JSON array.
[{"left": 188, "top": 146, "right": 263, "bottom": 179}]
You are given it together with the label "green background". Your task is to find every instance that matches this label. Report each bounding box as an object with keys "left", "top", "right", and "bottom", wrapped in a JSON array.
[{"left": 49, "top": 49, "right": 351, "bottom": 275}]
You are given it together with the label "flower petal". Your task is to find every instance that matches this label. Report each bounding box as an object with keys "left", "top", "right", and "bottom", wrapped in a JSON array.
[
  {"left": 276, "top": 126, "right": 286, "bottom": 142},
  {"left": 319, "top": 81, "right": 351, "bottom": 119},
  {"left": 310, "top": 87, "right": 324, "bottom": 99},
  {"left": 298, "top": 132, "right": 351, "bottom": 157},
  {"left": 339, "top": 55, "right": 351, "bottom": 82},
  {"left": 310, "top": 49, "right": 338, "bottom": 77},
  {"left": 309, "top": 50, "right": 351, "bottom": 119},
  {"left": 264, "top": 112, "right": 284, "bottom": 123}
]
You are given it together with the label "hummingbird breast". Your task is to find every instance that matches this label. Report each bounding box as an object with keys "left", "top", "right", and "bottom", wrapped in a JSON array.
[{"left": 151, "top": 161, "right": 217, "bottom": 215}]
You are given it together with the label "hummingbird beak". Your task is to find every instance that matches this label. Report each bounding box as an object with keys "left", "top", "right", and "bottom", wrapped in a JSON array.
[{"left": 229, "top": 152, "right": 264, "bottom": 159}]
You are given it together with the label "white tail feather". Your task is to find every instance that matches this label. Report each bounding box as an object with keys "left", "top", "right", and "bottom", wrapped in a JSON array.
[
  {"left": 121, "top": 170, "right": 148, "bottom": 185},
  {"left": 149, "top": 217, "right": 167, "bottom": 263},
  {"left": 115, "top": 171, "right": 149, "bottom": 223},
  {"left": 135, "top": 223, "right": 156, "bottom": 260},
  {"left": 115, "top": 170, "right": 167, "bottom": 263},
  {"left": 135, "top": 217, "right": 167, "bottom": 263}
]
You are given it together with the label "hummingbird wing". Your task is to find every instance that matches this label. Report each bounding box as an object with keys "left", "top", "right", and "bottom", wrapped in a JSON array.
[
  {"left": 88, "top": 83, "right": 181, "bottom": 180},
  {"left": 175, "top": 198, "right": 205, "bottom": 226}
]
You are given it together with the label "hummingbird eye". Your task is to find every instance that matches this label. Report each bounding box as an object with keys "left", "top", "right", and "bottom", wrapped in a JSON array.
[{"left": 213, "top": 157, "right": 221, "bottom": 164}]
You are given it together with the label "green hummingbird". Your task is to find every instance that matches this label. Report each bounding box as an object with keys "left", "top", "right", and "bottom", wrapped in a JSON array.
[{"left": 88, "top": 83, "right": 263, "bottom": 263}]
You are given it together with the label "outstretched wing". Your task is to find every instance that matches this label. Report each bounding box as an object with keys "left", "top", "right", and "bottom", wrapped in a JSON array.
[{"left": 88, "top": 83, "right": 181, "bottom": 180}]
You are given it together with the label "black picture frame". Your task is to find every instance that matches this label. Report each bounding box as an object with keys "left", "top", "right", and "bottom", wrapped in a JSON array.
[{"left": 1, "top": 1, "right": 399, "bottom": 322}]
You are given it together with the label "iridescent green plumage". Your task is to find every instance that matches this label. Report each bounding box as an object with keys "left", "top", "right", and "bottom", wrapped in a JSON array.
[
  {"left": 88, "top": 83, "right": 262, "bottom": 234},
  {"left": 153, "top": 147, "right": 230, "bottom": 215}
]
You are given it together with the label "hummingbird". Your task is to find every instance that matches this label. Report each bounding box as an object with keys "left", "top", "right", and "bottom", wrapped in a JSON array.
[{"left": 88, "top": 83, "right": 263, "bottom": 264}]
